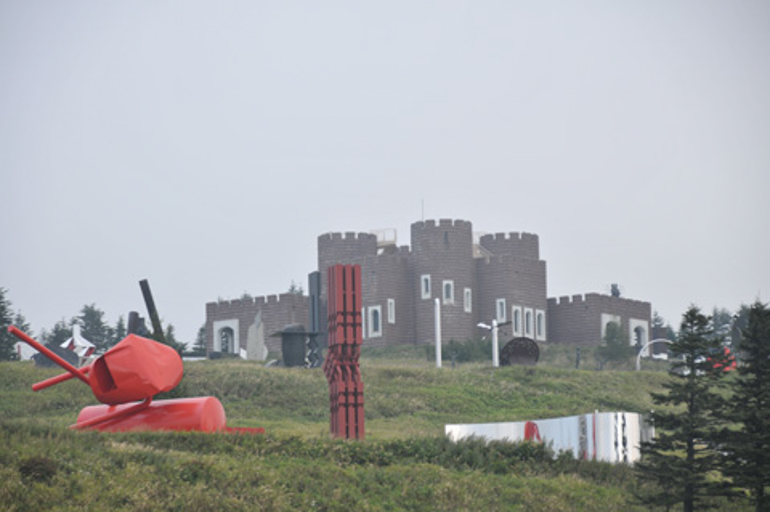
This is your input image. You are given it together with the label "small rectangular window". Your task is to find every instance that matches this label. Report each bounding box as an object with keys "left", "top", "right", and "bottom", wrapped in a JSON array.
[
  {"left": 496, "top": 299, "right": 507, "bottom": 323},
  {"left": 387, "top": 299, "right": 396, "bottom": 324},
  {"left": 512, "top": 306, "right": 523, "bottom": 336},
  {"left": 369, "top": 305, "right": 382, "bottom": 338},
  {"left": 463, "top": 288, "right": 472, "bottom": 313},
  {"left": 535, "top": 309, "right": 546, "bottom": 341},
  {"left": 442, "top": 280, "right": 454, "bottom": 305},
  {"left": 421, "top": 275, "right": 431, "bottom": 299},
  {"left": 524, "top": 308, "right": 534, "bottom": 337}
]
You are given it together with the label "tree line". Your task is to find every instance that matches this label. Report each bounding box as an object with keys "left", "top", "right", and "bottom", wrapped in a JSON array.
[
  {"left": 635, "top": 303, "right": 770, "bottom": 512},
  {"left": 0, "top": 287, "right": 206, "bottom": 359}
]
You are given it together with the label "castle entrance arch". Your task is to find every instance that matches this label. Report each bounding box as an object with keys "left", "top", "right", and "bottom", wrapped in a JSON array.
[
  {"left": 219, "top": 327, "right": 235, "bottom": 354},
  {"left": 212, "top": 319, "right": 240, "bottom": 354}
]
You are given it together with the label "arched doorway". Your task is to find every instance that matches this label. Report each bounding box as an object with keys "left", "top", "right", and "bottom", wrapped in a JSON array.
[{"left": 219, "top": 327, "right": 235, "bottom": 354}]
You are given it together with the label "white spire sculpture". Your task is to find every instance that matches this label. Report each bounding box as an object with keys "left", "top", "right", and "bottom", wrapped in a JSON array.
[{"left": 60, "top": 324, "right": 96, "bottom": 360}]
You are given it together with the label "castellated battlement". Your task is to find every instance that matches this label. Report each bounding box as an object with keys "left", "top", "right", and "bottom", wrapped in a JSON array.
[
  {"left": 207, "top": 292, "right": 305, "bottom": 311},
  {"left": 478, "top": 253, "right": 546, "bottom": 267},
  {"left": 547, "top": 295, "right": 586, "bottom": 306},
  {"left": 319, "top": 232, "right": 377, "bottom": 243},
  {"left": 412, "top": 218, "right": 472, "bottom": 230},
  {"left": 318, "top": 231, "right": 378, "bottom": 269},
  {"left": 479, "top": 232, "right": 539, "bottom": 260},
  {"left": 547, "top": 293, "right": 651, "bottom": 308}
]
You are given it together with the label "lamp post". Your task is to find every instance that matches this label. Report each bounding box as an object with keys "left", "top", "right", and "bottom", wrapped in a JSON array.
[
  {"left": 636, "top": 338, "right": 673, "bottom": 371},
  {"left": 477, "top": 321, "right": 500, "bottom": 368}
]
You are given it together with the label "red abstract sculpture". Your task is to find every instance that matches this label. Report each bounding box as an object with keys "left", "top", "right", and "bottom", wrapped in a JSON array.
[
  {"left": 8, "top": 326, "right": 257, "bottom": 434},
  {"left": 323, "top": 264, "right": 365, "bottom": 439}
]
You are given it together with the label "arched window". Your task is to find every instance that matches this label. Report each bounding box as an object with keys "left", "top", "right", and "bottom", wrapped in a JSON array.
[
  {"left": 525, "top": 311, "right": 532, "bottom": 336},
  {"left": 421, "top": 275, "right": 431, "bottom": 299},
  {"left": 536, "top": 312, "right": 544, "bottom": 337},
  {"left": 219, "top": 327, "right": 235, "bottom": 353},
  {"left": 372, "top": 309, "right": 380, "bottom": 333},
  {"left": 442, "top": 280, "right": 454, "bottom": 304},
  {"left": 514, "top": 309, "right": 521, "bottom": 334},
  {"left": 368, "top": 306, "right": 382, "bottom": 338},
  {"left": 634, "top": 326, "right": 646, "bottom": 346},
  {"left": 496, "top": 299, "right": 507, "bottom": 322}
]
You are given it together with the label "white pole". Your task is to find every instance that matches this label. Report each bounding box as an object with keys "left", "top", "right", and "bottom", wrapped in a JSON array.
[
  {"left": 434, "top": 298, "right": 442, "bottom": 368},
  {"left": 492, "top": 319, "right": 499, "bottom": 367}
]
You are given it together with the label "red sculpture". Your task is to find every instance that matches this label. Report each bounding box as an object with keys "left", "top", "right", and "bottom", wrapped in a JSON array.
[
  {"left": 323, "top": 264, "right": 365, "bottom": 439},
  {"left": 9, "top": 326, "right": 259, "bottom": 434}
]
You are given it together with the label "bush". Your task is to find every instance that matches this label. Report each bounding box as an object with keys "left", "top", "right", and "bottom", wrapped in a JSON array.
[
  {"left": 18, "top": 455, "right": 58, "bottom": 483},
  {"left": 425, "top": 337, "right": 493, "bottom": 364}
]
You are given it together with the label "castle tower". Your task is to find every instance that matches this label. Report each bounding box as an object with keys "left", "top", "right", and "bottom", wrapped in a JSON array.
[
  {"left": 477, "top": 232, "right": 548, "bottom": 341},
  {"left": 411, "top": 219, "right": 476, "bottom": 344},
  {"left": 317, "top": 232, "right": 378, "bottom": 302}
]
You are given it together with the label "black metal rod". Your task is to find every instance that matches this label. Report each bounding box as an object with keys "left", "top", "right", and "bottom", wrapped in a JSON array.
[{"left": 139, "top": 279, "right": 166, "bottom": 344}]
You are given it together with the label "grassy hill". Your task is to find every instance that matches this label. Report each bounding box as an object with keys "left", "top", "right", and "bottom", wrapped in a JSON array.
[{"left": 0, "top": 349, "right": 748, "bottom": 511}]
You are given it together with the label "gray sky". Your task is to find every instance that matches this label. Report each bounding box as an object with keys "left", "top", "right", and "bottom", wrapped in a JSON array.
[{"left": 2, "top": 1, "right": 769, "bottom": 346}]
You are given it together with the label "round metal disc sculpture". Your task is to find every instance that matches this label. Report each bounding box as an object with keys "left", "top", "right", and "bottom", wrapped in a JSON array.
[{"left": 500, "top": 337, "right": 540, "bottom": 366}]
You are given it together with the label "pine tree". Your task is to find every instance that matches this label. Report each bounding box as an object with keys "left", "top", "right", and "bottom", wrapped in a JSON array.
[
  {"left": 112, "top": 315, "right": 127, "bottom": 347},
  {"left": 77, "top": 304, "right": 114, "bottom": 354},
  {"left": 721, "top": 302, "right": 770, "bottom": 511},
  {"left": 635, "top": 306, "right": 730, "bottom": 511},
  {"left": 0, "top": 287, "right": 18, "bottom": 360},
  {"left": 192, "top": 325, "right": 207, "bottom": 357},
  {"left": 162, "top": 323, "right": 185, "bottom": 355},
  {"left": 596, "top": 321, "right": 632, "bottom": 370}
]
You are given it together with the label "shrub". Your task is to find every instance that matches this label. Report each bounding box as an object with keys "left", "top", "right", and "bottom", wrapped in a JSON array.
[{"left": 18, "top": 455, "right": 58, "bottom": 483}]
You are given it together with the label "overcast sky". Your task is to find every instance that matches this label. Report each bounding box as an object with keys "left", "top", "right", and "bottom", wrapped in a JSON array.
[{"left": 2, "top": 1, "right": 768, "bottom": 347}]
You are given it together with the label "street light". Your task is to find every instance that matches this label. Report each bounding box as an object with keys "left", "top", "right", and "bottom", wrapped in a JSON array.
[
  {"left": 636, "top": 338, "right": 673, "bottom": 371},
  {"left": 477, "top": 320, "right": 499, "bottom": 367}
]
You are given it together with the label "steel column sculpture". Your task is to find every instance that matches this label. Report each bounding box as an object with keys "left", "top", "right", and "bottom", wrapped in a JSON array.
[{"left": 323, "top": 264, "right": 365, "bottom": 439}]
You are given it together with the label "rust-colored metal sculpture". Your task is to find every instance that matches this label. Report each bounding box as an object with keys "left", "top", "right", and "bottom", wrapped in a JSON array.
[
  {"left": 323, "top": 264, "right": 365, "bottom": 439},
  {"left": 9, "top": 326, "right": 260, "bottom": 434}
]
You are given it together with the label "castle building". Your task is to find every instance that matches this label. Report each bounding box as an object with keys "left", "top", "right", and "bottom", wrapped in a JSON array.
[{"left": 205, "top": 219, "right": 651, "bottom": 356}]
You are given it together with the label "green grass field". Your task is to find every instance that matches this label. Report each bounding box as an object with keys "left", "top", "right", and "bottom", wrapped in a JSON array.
[{"left": 0, "top": 347, "right": 750, "bottom": 511}]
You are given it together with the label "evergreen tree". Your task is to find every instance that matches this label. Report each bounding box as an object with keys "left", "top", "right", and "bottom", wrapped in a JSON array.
[
  {"left": 192, "top": 325, "right": 207, "bottom": 357},
  {"left": 730, "top": 304, "right": 752, "bottom": 355},
  {"left": 596, "top": 321, "right": 632, "bottom": 370},
  {"left": 0, "top": 287, "right": 18, "bottom": 360},
  {"left": 158, "top": 322, "right": 185, "bottom": 355},
  {"left": 13, "top": 311, "right": 32, "bottom": 335},
  {"left": 112, "top": 315, "right": 127, "bottom": 347},
  {"left": 721, "top": 302, "right": 770, "bottom": 511},
  {"left": 712, "top": 307, "right": 733, "bottom": 341},
  {"left": 77, "top": 304, "right": 114, "bottom": 354},
  {"left": 36, "top": 319, "right": 79, "bottom": 367},
  {"left": 41, "top": 319, "right": 74, "bottom": 347},
  {"left": 635, "top": 306, "right": 730, "bottom": 511}
]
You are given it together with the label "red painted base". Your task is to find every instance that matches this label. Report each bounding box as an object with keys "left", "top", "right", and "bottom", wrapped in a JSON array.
[{"left": 75, "top": 397, "right": 227, "bottom": 432}]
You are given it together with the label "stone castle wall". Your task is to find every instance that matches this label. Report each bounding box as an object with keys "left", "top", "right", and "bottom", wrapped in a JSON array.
[
  {"left": 411, "top": 219, "right": 476, "bottom": 344},
  {"left": 206, "top": 218, "right": 652, "bottom": 355},
  {"left": 206, "top": 293, "right": 309, "bottom": 355},
  {"left": 547, "top": 293, "right": 651, "bottom": 345}
]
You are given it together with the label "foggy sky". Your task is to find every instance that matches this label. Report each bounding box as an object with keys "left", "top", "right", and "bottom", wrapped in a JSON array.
[{"left": 2, "top": 1, "right": 769, "bottom": 346}]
